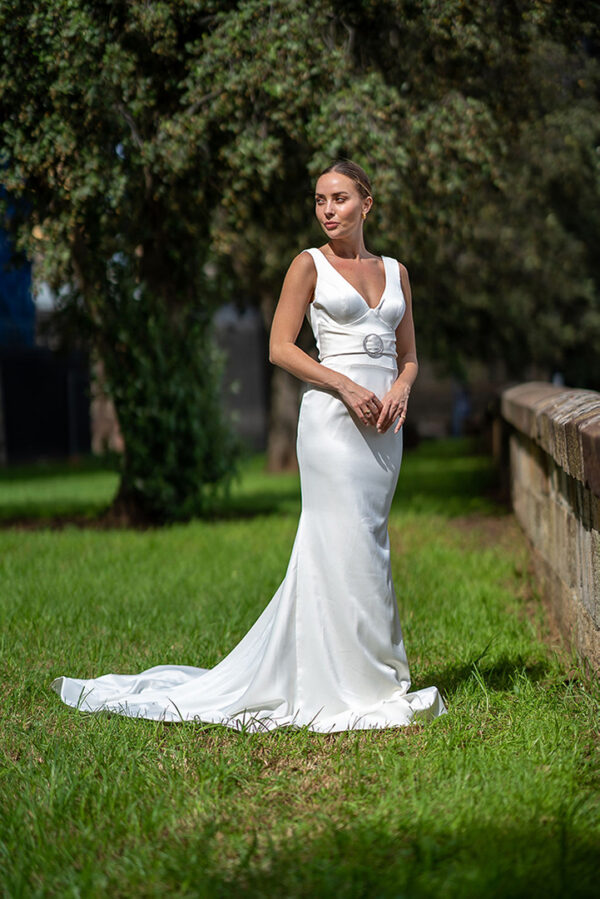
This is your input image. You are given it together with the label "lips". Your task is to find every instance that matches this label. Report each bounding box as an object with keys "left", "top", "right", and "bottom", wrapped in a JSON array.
[{"left": 324, "top": 222, "right": 339, "bottom": 230}]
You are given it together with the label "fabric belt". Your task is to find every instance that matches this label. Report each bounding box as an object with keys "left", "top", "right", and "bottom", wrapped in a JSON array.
[{"left": 319, "top": 331, "right": 397, "bottom": 362}]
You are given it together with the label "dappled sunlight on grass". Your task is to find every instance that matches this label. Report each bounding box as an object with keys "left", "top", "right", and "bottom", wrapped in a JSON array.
[
  {"left": 0, "top": 436, "right": 501, "bottom": 524},
  {"left": 0, "top": 436, "right": 598, "bottom": 895}
]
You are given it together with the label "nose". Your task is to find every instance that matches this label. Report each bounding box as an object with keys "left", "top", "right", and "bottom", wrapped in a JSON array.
[{"left": 324, "top": 200, "right": 335, "bottom": 217}]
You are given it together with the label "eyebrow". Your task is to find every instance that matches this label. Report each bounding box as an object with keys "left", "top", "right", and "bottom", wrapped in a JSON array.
[{"left": 314, "top": 191, "right": 350, "bottom": 198}]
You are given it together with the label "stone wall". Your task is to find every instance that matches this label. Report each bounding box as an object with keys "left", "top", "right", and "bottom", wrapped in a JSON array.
[{"left": 501, "top": 382, "right": 600, "bottom": 672}]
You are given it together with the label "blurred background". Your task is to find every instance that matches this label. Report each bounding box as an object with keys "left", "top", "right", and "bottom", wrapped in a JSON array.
[{"left": 0, "top": 0, "right": 598, "bottom": 522}]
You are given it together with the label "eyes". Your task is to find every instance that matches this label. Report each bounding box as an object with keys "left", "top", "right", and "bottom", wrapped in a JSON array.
[{"left": 315, "top": 195, "right": 349, "bottom": 206}]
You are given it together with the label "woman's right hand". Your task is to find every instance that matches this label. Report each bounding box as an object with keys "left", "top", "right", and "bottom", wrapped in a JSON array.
[{"left": 337, "top": 377, "right": 383, "bottom": 427}]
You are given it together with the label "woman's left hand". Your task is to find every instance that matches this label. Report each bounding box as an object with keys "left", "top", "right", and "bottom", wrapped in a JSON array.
[{"left": 375, "top": 381, "right": 411, "bottom": 434}]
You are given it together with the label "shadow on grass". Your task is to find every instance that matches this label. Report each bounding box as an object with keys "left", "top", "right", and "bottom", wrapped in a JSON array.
[
  {"left": 0, "top": 437, "right": 507, "bottom": 528},
  {"left": 174, "top": 815, "right": 599, "bottom": 899},
  {"left": 210, "top": 436, "right": 507, "bottom": 524},
  {"left": 0, "top": 453, "right": 120, "bottom": 482},
  {"left": 415, "top": 653, "right": 552, "bottom": 698}
]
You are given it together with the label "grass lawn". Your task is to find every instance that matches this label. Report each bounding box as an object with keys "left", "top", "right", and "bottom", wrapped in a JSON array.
[{"left": 0, "top": 438, "right": 598, "bottom": 897}]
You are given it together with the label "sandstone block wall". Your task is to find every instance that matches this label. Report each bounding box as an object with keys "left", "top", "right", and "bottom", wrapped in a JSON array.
[{"left": 501, "top": 382, "right": 600, "bottom": 672}]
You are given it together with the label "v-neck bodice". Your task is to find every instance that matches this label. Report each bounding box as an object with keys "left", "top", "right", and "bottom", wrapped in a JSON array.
[
  {"left": 315, "top": 249, "right": 388, "bottom": 311},
  {"left": 303, "top": 247, "right": 406, "bottom": 366}
]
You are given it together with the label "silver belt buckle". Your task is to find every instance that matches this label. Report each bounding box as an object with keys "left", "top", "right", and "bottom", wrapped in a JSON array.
[{"left": 362, "top": 333, "right": 384, "bottom": 358}]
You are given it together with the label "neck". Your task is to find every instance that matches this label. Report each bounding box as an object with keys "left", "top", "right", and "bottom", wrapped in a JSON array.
[{"left": 326, "top": 231, "right": 368, "bottom": 260}]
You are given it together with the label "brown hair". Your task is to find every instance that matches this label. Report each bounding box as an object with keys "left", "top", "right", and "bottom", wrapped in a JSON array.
[{"left": 318, "top": 159, "right": 372, "bottom": 201}]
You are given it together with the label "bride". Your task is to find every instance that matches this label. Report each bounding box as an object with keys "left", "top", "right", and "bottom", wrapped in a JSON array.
[{"left": 52, "top": 159, "right": 446, "bottom": 732}]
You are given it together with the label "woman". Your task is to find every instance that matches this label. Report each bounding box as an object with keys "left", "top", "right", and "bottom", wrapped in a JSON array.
[{"left": 52, "top": 160, "right": 446, "bottom": 732}]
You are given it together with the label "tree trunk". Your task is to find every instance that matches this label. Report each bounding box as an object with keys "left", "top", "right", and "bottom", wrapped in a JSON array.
[
  {"left": 0, "top": 366, "right": 6, "bottom": 465},
  {"left": 266, "top": 365, "right": 301, "bottom": 472},
  {"left": 258, "top": 285, "right": 316, "bottom": 473}
]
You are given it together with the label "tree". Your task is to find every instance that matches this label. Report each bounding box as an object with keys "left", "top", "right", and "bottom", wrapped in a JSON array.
[
  {"left": 172, "top": 0, "right": 600, "bottom": 461},
  {"left": 0, "top": 0, "right": 241, "bottom": 521},
  {"left": 1, "top": 0, "right": 599, "bottom": 495}
]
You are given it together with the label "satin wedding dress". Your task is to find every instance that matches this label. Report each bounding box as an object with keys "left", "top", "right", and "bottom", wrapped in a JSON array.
[{"left": 52, "top": 248, "right": 446, "bottom": 732}]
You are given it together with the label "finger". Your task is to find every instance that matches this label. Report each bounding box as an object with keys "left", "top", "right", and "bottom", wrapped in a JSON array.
[
  {"left": 378, "top": 401, "right": 399, "bottom": 430},
  {"left": 361, "top": 405, "right": 375, "bottom": 426},
  {"left": 377, "top": 410, "right": 394, "bottom": 431},
  {"left": 363, "top": 401, "right": 378, "bottom": 426},
  {"left": 376, "top": 402, "right": 390, "bottom": 426},
  {"left": 394, "top": 410, "right": 406, "bottom": 433},
  {"left": 381, "top": 405, "right": 400, "bottom": 434}
]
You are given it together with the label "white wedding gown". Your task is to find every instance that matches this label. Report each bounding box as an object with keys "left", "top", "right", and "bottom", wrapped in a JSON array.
[{"left": 51, "top": 248, "right": 446, "bottom": 732}]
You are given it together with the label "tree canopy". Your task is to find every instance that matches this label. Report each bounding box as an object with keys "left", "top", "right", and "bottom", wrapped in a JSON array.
[
  {"left": 185, "top": 0, "right": 600, "bottom": 385},
  {"left": 1, "top": 0, "right": 599, "bottom": 513}
]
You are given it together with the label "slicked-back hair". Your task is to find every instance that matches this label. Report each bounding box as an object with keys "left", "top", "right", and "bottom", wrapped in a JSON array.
[{"left": 318, "top": 160, "right": 372, "bottom": 200}]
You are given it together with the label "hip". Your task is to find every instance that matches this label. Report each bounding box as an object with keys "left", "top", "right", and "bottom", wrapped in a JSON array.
[
  {"left": 301, "top": 356, "right": 399, "bottom": 405},
  {"left": 297, "top": 357, "right": 403, "bottom": 469}
]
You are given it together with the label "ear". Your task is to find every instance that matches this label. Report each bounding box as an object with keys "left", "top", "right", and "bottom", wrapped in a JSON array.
[{"left": 362, "top": 195, "right": 373, "bottom": 216}]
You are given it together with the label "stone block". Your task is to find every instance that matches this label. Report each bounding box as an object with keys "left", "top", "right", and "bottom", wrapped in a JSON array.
[
  {"left": 501, "top": 383, "right": 567, "bottom": 439},
  {"left": 575, "top": 604, "right": 600, "bottom": 673},
  {"left": 547, "top": 499, "right": 576, "bottom": 590},
  {"left": 509, "top": 433, "right": 521, "bottom": 479},
  {"left": 528, "top": 441, "right": 549, "bottom": 496},
  {"left": 566, "top": 406, "right": 600, "bottom": 483},
  {"left": 533, "top": 493, "right": 550, "bottom": 557},
  {"left": 575, "top": 480, "right": 592, "bottom": 530},
  {"left": 512, "top": 477, "right": 530, "bottom": 530},
  {"left": 578, "top": 526, "right": 594, "bottom": 621},
  {"left": 591, "top": 529, "right": 600, "bottom": 628},
  {"left": 536, "top": 395, "right": 569, "bottom": 458},
  {"left": 512, "top": 487, "right": 527, "bottom": 534},
  {"left": 503, "top": 383, "right": 600, "bottom": 498},
  {"left": 550, "top": 394, "right": 600, "bottom": 478},
  {"left": 581, "top": 416, "right": 600, "bottom": 500},
  {"left": 502, "top": 381, "right": 600, "bottom": 673},
  {"left": 532, "top": 543, "right": 600, "bottom": 672},
  {"left": 591, "top": 492, "right": 600, "bottom": 533},
  {"left": 530, "top": 543, "right": 576, "bottom": 637},
  {"left": 549, "top": 461, "right": 571, "bottom": 511},
  {"left": 565, "top": 509, "right": 579, "bottom": 590}
]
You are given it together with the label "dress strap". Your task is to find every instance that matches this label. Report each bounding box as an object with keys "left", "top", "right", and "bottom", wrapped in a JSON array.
[
  {"left": 381, "top": 255, "right": 400, "bottom": 291},
  {"left": 302, "top": 247, "right": 325, "bottom": 272}
]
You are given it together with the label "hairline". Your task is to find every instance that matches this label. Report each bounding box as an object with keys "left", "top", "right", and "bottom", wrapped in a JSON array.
[{"left": 317, "top": 162, "right": 373, "bottom": 201}]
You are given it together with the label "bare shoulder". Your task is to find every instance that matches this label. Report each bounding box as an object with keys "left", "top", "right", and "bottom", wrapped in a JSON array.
[
  {"left": 397, "top": 260, "right": 411, "bottom": 286},
  {"left": 395, "top": 261, "right": 413, "bottom": 306},
  {"left": 287, "top": 249, "right": 317, "bottom": 276},
  {"left": 276, "top": 250, "right": 317, "bottom": 307},
  {"left": 280, "top": 250, "right": 317, "bottom": 295}
]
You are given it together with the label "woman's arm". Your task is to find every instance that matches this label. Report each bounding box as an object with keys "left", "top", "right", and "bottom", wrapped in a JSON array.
[
  {"left": 269, "top": 252, "right": 383, "bottom": 425},
  {"left": 375, "top": 262, "right": 418, "bottom": 434}
]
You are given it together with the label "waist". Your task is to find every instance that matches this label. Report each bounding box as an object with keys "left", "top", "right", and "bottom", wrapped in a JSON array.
[
  {"left": 319, "top": 331, "right": 397, "bottom": 365},
  {"left": 318, "top": 355, "right": 398, "bottom": 381}
]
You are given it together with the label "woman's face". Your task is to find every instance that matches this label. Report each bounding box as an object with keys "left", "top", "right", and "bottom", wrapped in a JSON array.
[{"left": 314, "top": 172, "right": 371, "bottom": 239}]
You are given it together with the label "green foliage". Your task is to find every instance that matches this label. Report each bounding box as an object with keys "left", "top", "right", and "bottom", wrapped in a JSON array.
[
  {"left": 99, "top": 260, "right": 241, "bottom": 523},
  {"left": 0, "top": 0, "right": 599, "bottom": 504},
  {"left": 185, "top": 0, "right": 600, "bottom": 385},
  {"left": 0, "top": 0, "right": 242, "bottom": 520}
]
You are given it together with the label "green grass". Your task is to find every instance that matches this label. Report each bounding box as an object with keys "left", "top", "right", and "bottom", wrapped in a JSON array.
[
  {"left": 0, "top": 439, "right": 598, "bottom": 897},
  {"left": 0, "top": 454, "right": 120, "bottom": 522}
]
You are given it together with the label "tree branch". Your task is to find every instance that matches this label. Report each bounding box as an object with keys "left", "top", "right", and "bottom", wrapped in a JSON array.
[{"left": 116, "top": 101, "right": 153, "bottom": 193}]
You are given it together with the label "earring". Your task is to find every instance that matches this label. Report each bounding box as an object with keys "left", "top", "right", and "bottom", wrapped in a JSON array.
[{"left": 362, "top": 211, "right": 367, "bottom": 220}]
